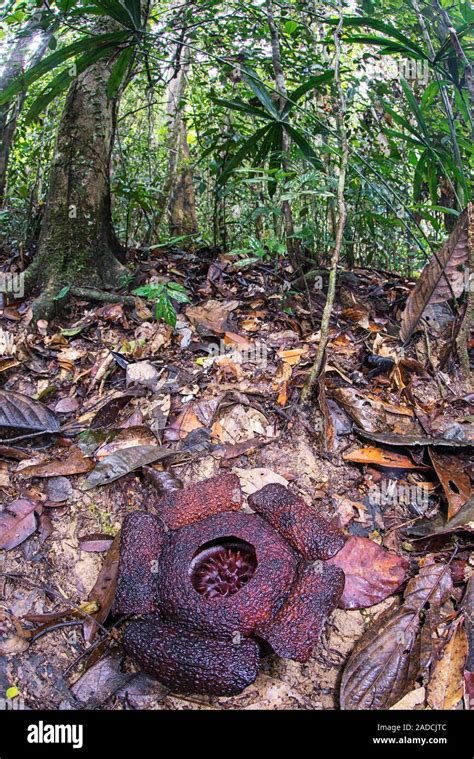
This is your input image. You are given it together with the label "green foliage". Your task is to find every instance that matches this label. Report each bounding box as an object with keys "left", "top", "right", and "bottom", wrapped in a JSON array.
[
  {"left": 132, "top": 282, "right": 190, "bottom": 328},
  {"left": 229, "top": 235, "right": 286, "bottom": 267},
  {"left": 213, "top": 69, "right": 333, "bottom": 188},
  {"left": 0, "top": 31, "right": 132, "bottom": 108},
  {"left": 0, "top": 0, "right": 472, "bottom": 276}
]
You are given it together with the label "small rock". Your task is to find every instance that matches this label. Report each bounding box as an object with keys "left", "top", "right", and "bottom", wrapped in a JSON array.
[
  {"left": 126, "top": 361, "right": 159, "bottom": 390},
  {"left": 46, "top": 477, "right": 73, "bottom": 503},
  {"left": 54, "top": 397, "right": 79, "bottom": 414}
]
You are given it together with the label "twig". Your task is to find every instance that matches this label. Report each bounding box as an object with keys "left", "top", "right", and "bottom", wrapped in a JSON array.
[
  {"left": 0, "top": 573, "right": 114, "bottom": 639},
  {"left": 300, "top": 1, "right": 348, "bottom": 403},
  {"left": 30, "top": 620, "right": 83, "bottom": 644},
  {"left": 0, "top": 430, "right": 57, "bottom": 444}
]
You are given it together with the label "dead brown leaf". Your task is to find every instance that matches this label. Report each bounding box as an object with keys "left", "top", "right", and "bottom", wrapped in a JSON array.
[
  {"left": 233, "top": 467, "right": 288, "bottom": 495},
  {"left": 83, "top": 534, "right": 120, "bottom": 642},
  {"left": 0, "top": 498, "right": 39, "bottom": 550},
  {"left": 333, "top": 387, "right": 421, "bottom": 436},
  {"left": 186, "top": 299, "right": 239, "bottom": 335},
  {"left": 17, "top": 446, "right": 93, "bottom": 478},
  {"left": 328, "top": 536, "right": 408, "bottom": 609},
  {"left": 400, "top": 205, "right": 471, "bottom": 341},
  {"left": 95, "top": 426, "right": 157, "bottom": 461},
  {"left": 71, "top": 652, "right": 131, "bottom": 706},
  {"left": 343, "top": 446, "right": 428, "bottom": 469},
  {"left": 211, "top": 404, "right": 274, "bottom": 444},
  {"left": 427, "top": 617, "right": 468, "bottom": 710},
  {"left": 79, "top": 534, "right": 114, "bottom": 553},
  {"left": 429, "top": 449, "right": 472, "bottom": 520},
  {"left": 276, "top": 346, "right": 309, "bottom": 366},
  {"left": 0, "top": 389, "right": 60, "bottom": 436},
  {"left": 341, "top": 559, "right": 453, "bottom": 709}
]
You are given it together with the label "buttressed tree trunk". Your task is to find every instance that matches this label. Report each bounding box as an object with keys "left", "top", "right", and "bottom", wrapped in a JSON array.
[{"left": 26, "top": 51, "right": 125, "bottom": 320}]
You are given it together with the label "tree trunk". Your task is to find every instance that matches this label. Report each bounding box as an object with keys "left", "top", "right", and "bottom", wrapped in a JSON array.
[
  {"left": 0, "top": 8, "right": 54, "bottom": 204},
  {"left": 152, "top": 13, "right": 198, "bottom": 240},
  {"left": 26, "top": 52, "right": 125, "bottom": 320},
  {"left": 167, "top": 106, "right": 198, "bottom": 237}
]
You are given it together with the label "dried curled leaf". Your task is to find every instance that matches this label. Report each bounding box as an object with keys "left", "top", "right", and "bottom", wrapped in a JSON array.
[
  {"left": 400, "top": 205, "right": 470, "bottom": 342},
  {"left": 71, "top": 652, "right": 132, "bottom": 707},
  {"left": 83, "top": 534, "right": 120, "bottom": 642},
  {"left": 82, "top": 445, "right": 172, "bottom": 490},
  {"left": 0, "top": 389, "right": 60, "bottom": 436},
  {"left": 355, "top": 428, "right": 469, "bottom": 448},
  {"left": 17, "top": 446, "right": 93, "bottom": 478},
  {"left": 341, "top": 561, "right": 453, "bottom": 710},
  {"left": 403, "top": 560, "right": 453, "bottom": 611},
  {"left": 333, "top": 387, "right": 420, "bottom": 436},
  {"left": 341, "top": 605, "right": 421, "bottom": 710}
]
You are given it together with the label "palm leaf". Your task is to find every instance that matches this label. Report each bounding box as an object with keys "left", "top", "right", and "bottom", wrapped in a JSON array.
[
  {"left": 242, "top": 67, "right": 281, "bottom": 120},
  {"left": 382, "top": 101, "right": 432, "bottom": 147},
  {"left": 124, "top": 0, "right": 141, "bottom": 29},
  {"left": 284, "top": 123, "right": 322, "bottom": 169},
  {"left": 0, "top": 31, "right": 130, "bottom": 105},
  {"left": 434, "top": 24, "right": 474, "bottom": 61},
  {"left": 329, "top": 16, "right": 428, "bottom": 58},
  {"left": 218, "top": 123, "right": 273, "bottom": 184},
  {"left": 27, "top": 43, "right": 123, "bottom": 121},
  {"left": 384, "top": 128, "right": 425, "bottom": 149},
  {"left": 91, "top": 0, "right": 137, "bottom": 28},
  {"left": 346, "top": 34, "right": 427, "bottom": 59},
  {"left": 211, "top": 97, "right": 272, "bottom": 120},
  {"left": 106, "top": 45, "right": 134, "bottom": 98},
  {"left": 253, "top": 123, "right": 279, "bottom": 166},
  {"left": 400, "top": 77, "right": 429, "bottom": 139},
  {"left": 282, "top": 71, "right": 334, "bottom": 117}
]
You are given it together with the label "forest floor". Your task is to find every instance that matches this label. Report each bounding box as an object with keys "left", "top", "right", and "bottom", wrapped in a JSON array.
[{"left": 0, "top": 246, "right": 472, "bottom": 710}]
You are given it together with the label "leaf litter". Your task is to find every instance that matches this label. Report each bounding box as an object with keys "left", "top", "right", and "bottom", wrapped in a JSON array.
[{"left": 0, "top": 246, "right": 471, "bottom": 711}]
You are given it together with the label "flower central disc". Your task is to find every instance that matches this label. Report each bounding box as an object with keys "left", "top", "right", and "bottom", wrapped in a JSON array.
[{"left": 190, "top": 539, "right": 257, "bottom": 599}]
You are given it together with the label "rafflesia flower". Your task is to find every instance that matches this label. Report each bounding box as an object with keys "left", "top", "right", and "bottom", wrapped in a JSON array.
[{"left": 115, "top": 473, "right": 347, "bottom": 696}]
